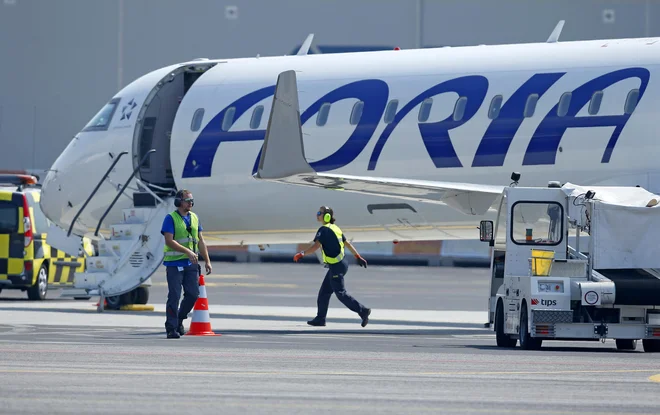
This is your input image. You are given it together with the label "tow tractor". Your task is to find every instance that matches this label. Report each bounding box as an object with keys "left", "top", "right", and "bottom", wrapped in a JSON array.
[{"left": 480, "top": 176, "right": 660, "bottom": 352}]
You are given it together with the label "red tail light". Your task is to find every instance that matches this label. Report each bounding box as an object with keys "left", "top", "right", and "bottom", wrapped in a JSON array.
[{"left": 22, "top": 194, "right": 32, "bottom": 248}]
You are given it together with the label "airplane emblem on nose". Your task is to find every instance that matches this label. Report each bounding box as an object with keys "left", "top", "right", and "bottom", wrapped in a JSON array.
[{"left": 120, "top": 99, "right": 137, "bottom": 120}]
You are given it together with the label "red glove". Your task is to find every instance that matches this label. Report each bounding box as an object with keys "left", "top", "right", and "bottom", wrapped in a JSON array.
[
  {"left": 293, "top": 252, "right": 304, "bottom": 262},
  {"left": 356, "top": 255, "right": 368, "bottom": 268}
]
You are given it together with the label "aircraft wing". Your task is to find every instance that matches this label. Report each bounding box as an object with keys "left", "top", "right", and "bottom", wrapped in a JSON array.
[{"left": 253, "top": 70, "right": 505, "bottom": 216}]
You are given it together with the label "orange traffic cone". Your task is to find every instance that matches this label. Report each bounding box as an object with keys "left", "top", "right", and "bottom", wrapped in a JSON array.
[{"left": 186, "top": 274, "right": 221, "bottom": 336}]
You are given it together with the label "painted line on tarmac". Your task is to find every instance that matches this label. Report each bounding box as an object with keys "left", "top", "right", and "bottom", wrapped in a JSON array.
[
  {"left": 0, "top": 367, "right": 657, "bottom": 378},
  {"left": 151, "top": 282, "right": 297, "bottom": 288},
  {"left": 0, "top": 397, "right": 651, "bottom": 415},
  {"left": 204, "top": 274, "right": 260, "bottom": 279},
  {"left": 0, "top": 397, "right": 653, "bottom": 415},
  {"left": 0, "top": 340, "right": 117, "bottom": 345},
  {"left": 649, "top": 374, "right": 660, "bottom": 382}
]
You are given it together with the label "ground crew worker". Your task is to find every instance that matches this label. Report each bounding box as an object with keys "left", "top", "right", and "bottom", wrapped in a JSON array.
[
  {"left": 161, "top": 189, "right": 212, "bottom": 339},
  {"left": 293, "top": 206, "right": 371, "bottom": 327}
]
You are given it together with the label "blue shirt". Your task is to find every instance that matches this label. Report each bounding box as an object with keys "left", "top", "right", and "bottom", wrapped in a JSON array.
[
  {"left": 161, "top": 211, "right": 203, "bottom": 267},
  {"left": 314, "top": 225, "right": 346, "bottom": 259}
]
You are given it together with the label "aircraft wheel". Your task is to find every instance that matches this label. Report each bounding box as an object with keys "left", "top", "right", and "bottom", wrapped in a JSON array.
[
  {"left": 615, "top": 339, "right": 637, "bottom": 351},
  {"left": 134, "top": 287, "right": 149, "bottom": 305},
  {"left": 105, "top": 295, "right": 122, "bottom": 310},
  {"left": 120, "top": 290, "right": 136, "bottom": 305}
]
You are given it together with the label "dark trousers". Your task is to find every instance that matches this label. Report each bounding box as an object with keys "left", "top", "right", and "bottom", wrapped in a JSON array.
[
  {"left": 165, "top": 264, "right": 200, "bottom": 331},
  {"left": 316, "top": 259, "right": 367, "bottom": 319}
]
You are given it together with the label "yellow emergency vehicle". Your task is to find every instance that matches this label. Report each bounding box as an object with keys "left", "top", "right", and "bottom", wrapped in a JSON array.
[{"left": 0, "top": 174, "right": 91, "bottom": 300}]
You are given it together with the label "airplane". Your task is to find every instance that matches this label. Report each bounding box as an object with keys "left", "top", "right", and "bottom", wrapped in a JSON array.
[{"left": 39, "top": 24, "right": 660, "bottom": 256}]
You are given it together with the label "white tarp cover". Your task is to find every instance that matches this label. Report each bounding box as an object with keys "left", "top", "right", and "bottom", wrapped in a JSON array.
[
  {"left": 561, "top": 183, "right": 660, "bottom": 269},
  {"left": 561, "top": 182, "right": 660, "bottom": 208}
]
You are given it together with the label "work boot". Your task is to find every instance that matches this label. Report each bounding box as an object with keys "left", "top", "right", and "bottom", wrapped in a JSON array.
[
  {"left": 177, "top": 321, "right": 186, "bottom": 336},
  {"left": 359, "top": 308, "right": 371, "bottom": 327},
  {"left": 167, "top": 330, "right": 180, "bottom": 339},
  {"left": 307, "top": 317, "right": 326, "bottom": 326}
]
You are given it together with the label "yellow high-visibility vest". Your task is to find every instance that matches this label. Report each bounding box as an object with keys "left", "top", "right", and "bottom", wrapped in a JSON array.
[
  {"left": 163, "top": 211, "right": 199, "bottom": 261},
  {"left": 322, "top": 223, "right": 345, "bottom": 264}
]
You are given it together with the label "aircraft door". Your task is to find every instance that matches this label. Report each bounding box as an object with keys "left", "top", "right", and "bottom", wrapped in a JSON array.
[{"left": 134, "top": 73, "right": 185, "bottom": 189}]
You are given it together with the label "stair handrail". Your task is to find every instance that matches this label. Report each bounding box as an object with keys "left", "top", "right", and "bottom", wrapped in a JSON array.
[
  {"left": 142, "top": 181, "right": 175, "bottom": 193},
  {"left": 94, "top": 149, "right": 156, "bottom": 237},
  {"left": 135, "top": 178, "right": 166, "bottom": 206},
  {"left": 68, "top": 151, "right": 128, "bottom": 237}
]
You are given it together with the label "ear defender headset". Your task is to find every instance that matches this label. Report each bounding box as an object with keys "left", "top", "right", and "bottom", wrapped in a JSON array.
[
  {"left": 174, "top": 190, "right": 193, "bottom": 208},
  {"left": 320, "top": 206, "right": 333, "bottom": 223}
]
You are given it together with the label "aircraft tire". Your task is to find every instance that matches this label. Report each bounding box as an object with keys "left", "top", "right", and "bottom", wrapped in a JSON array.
[
  {"left": 134, "top": 287, "right": 149, "bottom": 305},
  {"left": 105, "top": 295, "right": 122, "bottom": 310}
]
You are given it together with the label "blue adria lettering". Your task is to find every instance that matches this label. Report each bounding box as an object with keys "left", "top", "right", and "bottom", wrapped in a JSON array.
[
  {"left": 251, "top": 79, "right": 389, "bottom": 173},
  {"left": 183, "top": 86, "right": 274, "bottom": 178},
  {"left": 523, "top": 67, "right": 649, "bottom": 165},
  {"left": 471, "top": 73, "right": 565, "bottom": 167},
  {"left": 368, "top": 75, "right": 488, "bottom": 170},
  {"left": 182, "top": 67, "right": 649, "bottom": 178}
]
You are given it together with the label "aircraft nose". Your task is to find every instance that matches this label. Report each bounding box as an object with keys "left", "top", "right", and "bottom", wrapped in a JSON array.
[{"left": 40, "top": 169, "right": 67, "bottom": 228}]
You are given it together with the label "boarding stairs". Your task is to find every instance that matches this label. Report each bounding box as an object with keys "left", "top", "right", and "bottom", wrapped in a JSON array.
[{"left": 49, "top": 150, "right": 174, "bottom": 312}]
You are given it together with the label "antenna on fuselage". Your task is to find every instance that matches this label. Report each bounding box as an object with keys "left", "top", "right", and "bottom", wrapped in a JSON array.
[{"left": 546, "top": 20, "right": 565, "bottom": 43}]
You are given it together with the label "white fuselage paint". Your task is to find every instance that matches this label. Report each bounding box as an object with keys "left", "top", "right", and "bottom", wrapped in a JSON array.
[{"left": 41, "top": 38, "right": 660, "bottom": 245}]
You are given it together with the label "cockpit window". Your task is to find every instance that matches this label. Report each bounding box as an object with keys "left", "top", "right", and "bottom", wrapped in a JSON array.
[{"left": 82, "top": 98, "right": 120, "bottom": 132}]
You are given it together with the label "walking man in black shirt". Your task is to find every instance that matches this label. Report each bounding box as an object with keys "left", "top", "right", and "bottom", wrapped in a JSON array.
[{"left": 293, "top": 206, "right": 371, "bottom": 327}]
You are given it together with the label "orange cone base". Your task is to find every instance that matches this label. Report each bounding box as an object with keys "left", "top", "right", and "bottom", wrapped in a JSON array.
[
  {"left": 186, "top": 324, "right": 221, "bottom": 336},
  {"left": 186, "top": 331, "right": 221, "bottom": 336}
]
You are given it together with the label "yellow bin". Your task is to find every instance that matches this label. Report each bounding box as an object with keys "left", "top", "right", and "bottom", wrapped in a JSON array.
[{"left": 531, "top": 249, "right": 555, "bottom": 276}]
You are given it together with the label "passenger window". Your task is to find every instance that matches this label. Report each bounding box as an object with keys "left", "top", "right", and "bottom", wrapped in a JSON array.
[
  {"left": 316, "top": 103, "right": 331, "bottom": 127},
  {"left": 588, "top": 91, "right": 604, "bottom": 115},
  {"left": 524, "top": 94, "right": 539, "bottom": 118},
  {"left": 624, "top": 89, "right": 640, "bottom": 114},
  {"left": 557, "top": 92, "right": 572, "bottom": 117},
  {"left": 349, "top": 101, "right": 364, "bottom": 125},
  {"left": 250, "top": 105, "right": 264, "bottom": 129},
  {"left": 383, "top": 100, "right": 398, "bottom": 124},
  {"left": 221, "top": 107, "right": 236, "bottom": 132},
  {"left": 418, "top": 98, "right": 433, "bottom": 122},
  {"left": 452, "top": 96, "right": 467, "bottom": 121},
  {"left": 488, "top": 95, "right": 503, "bottom": 120},
  {"left": 190, "top": 108, "right": 205, "bottom": 132}
]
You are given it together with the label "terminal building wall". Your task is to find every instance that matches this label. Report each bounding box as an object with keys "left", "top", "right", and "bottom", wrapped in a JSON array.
[
  {"left": 1, "top": 0, "right": 657, "bottom": 263},
  {"left": 2, "top": 0, "right": 659, "bottom": 173}
]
